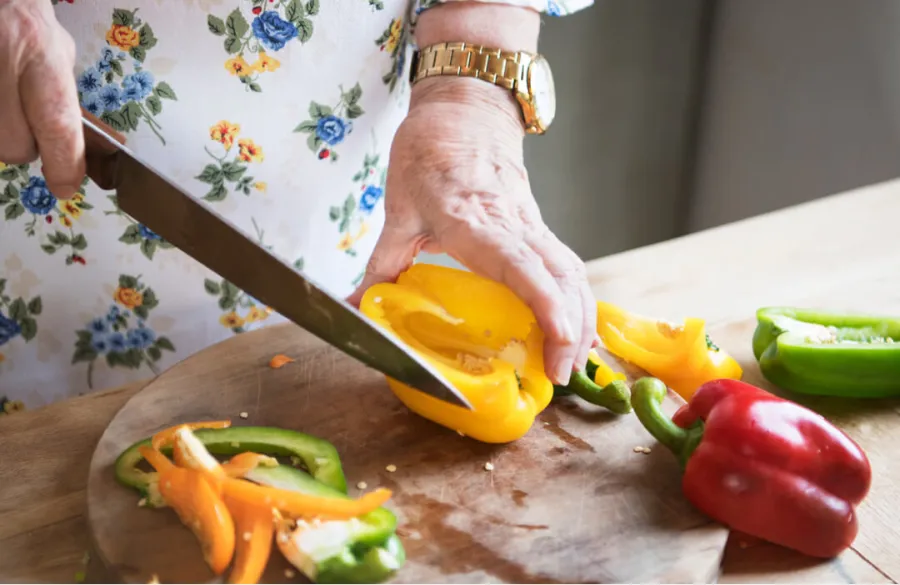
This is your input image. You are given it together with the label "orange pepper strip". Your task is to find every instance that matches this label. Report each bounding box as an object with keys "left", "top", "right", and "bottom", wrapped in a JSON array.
[
  {"left": 138, "top": 445, "right": 236, "bottom": 575},
  {"left": 221, "top": 453, "right": 279, "bottom": 478},
  {"left": 268, "top": 354, "right": 295, "bottom": 369},
  {"left": 222, "top": 477, "right": 392, "bottom": 520},
  {"left": 151, "top": 420, "right": 232, "bottom": 450},
  {"left": 224, "top": 494, "right": 275, "bottom": 585}
]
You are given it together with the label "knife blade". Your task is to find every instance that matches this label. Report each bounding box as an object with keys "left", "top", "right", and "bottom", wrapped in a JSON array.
[{"left": 80, "top": 113, "right": 472, "bottom": 410}]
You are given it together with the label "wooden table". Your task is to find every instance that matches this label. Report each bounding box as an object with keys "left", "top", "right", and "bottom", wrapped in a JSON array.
[{"left": 2, "top": 179, "right": 899, "bottom": 584}]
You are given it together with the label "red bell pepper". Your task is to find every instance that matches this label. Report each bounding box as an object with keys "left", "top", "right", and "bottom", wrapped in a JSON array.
[{"left": 630, "top": 377, "right": 872, "bottom": 558}]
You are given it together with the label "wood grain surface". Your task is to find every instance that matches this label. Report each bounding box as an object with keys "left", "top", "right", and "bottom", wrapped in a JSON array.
[
  {"left": 87, "top": 324, "right": 729, "bottom": 584},
  {"left": 4, "top": 181, "right": 900, "bottom": 584}
]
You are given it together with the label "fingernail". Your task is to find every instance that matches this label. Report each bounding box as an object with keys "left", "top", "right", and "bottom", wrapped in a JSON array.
[
  {"left": 52, "top": 185, "right": 78, "bottom": 200},
  {"left": 554, "top": 360, "right": 573, "bottom": 385}
]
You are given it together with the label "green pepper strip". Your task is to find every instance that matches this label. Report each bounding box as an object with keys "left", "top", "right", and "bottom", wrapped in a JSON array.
[
  {"left": 630, "top": 377, "right": 703, "bottom": 469},
  {"left": 554, "top": 370, "right": 632, "bottom": 414},
  {"left": 753, "top": 306, "right": 900, "bottom": 398},
  {"left": 247, "top": 465, "right": 405, "bottom": 584},
  {"left": 114, "top": 426, "right": 348, "bottom": 497}
]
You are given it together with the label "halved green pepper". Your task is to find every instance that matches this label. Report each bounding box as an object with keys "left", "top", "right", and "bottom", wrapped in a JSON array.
[
  {"left": 115, "top": 426, "right": 348, "bottom": 504},
  {"left": 249, "top": 465, "right": 405, "bottom": 584},
  {"left": 753, "top": 306, "right": 900, "bottom": 398}
]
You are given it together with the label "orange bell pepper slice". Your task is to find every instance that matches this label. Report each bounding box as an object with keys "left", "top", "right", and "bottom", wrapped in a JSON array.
[
  {"left": 222, "top": 477, "right": 392, "bottom": 521},
  {"left": 138, "top": 445, "right": 236, "bottom": 575},
  {"left": 151, "top": 420, "right": 232, "bottom": 450},
  {"left": 224, "top": 494, "right": 275, "bottom": 585}
]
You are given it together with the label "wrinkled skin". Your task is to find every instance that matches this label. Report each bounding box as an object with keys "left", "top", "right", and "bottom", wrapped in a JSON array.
[
  {"left": 348, "top": 78, "right": 597, "bottom": 385},
  {"left": 0, "top": 0, "right": 84, "bottom": 199}
]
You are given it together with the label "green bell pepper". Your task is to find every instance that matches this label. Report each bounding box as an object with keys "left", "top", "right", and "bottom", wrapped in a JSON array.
[
  {"left": 114, "top": 426, "right": 348, "bottom": 504},
  {"left": 753, "top": 306, "right": 900, "bottom": 398},
  {"left": 553, "top": 370, "right": 633, "bottom": 414},
  {"left": 248, "top": 465, "right": 405, "bottom": 584}
]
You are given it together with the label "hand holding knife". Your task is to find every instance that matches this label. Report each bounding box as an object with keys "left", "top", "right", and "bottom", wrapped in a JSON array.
[{"left": 80, "top": 109, "right": 472, "bottom": 410}]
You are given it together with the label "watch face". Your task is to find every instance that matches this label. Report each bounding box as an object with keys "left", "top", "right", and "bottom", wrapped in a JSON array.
[{"left": 530, "top": 56, "right": 557, "bottom": 129}]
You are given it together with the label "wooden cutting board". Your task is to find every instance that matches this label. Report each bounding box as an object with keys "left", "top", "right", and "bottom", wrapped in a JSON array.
[{"left": 86, "top": 322, "right": 730, "bottom": 584}]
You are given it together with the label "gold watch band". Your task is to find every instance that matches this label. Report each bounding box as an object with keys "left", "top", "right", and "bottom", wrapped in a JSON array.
[{"left": 410, "top": 42, "right": 531, "bottom": 91}]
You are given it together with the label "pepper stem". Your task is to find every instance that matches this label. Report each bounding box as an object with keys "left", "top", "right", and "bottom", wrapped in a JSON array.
[
  {"left": 566, "top": 370, "right": 632, "bottom": 414},
  {"left": 630, "top": 377, "right": 703, "bottom": 467}
]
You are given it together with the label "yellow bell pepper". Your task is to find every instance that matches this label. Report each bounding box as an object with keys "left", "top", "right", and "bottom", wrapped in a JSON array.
[
  {"left": 587, "top": 350, "right": 627, "bottom": 386},
  {"left": 595, "top": 301, "right": 742, "bottom": 399},
  {"left": 359, "top": 264, "right": 554, "bottom": 444}
]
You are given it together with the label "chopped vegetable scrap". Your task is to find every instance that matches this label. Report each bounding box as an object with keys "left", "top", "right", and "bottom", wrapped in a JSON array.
[
  {"left": 595, "top": 301, "right": 742, "bottom": 399},
  {"left": 753, "top": 306, "right": 900, "bottom": 398},
  {"left": 359, "top": 264, "right": 555, "bottom": 444},
  {"left": 268, "top": 354, "right": 295, "bottom": 369},
  {"left": 630, "top": 377, "right": 872, "bottom": 558},
  {"left": 116, "top": 421, "right": 404, "bottom": 583}
]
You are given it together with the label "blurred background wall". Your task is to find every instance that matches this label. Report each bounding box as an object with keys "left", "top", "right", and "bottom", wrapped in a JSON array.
[{"left": 449, "top": 0, "right": 900, "bottom": 266}]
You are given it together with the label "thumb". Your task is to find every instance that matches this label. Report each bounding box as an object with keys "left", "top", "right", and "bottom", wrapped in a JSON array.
[{"left": 346, "top": 224, "right": 418, "bottom": 307}]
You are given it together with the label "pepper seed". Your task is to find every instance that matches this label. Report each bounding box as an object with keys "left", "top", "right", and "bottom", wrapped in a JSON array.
[
  {"left": 239, "top": 411, "right": 249, "bottom": 419},
  {"left": 484, "top": 462, "right": 494, "bottom": 471},
  {"left": 385, "top": 464, "right": 397, "bottom": 473},
  {"left": 357, "top": 481, "right": 368, "bottom": 490},
  {"left": 242, "top": 531, "right": 252, "bottom": 542},
  {"left": 285, "top": 569, "right": 296, "bottom": 578}
]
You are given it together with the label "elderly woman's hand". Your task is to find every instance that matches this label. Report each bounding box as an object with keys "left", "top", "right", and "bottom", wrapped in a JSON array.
[
  {"left": 349, "top": 76, "right": 596, "bottom": 386},
  {"left": 0, "top": 0, "right": 84, "bottom": 200}
]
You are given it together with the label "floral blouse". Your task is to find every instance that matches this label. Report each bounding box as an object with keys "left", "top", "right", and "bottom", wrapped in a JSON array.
[{"left": 0, "top": 0, "right": 591, "bottom": 414}]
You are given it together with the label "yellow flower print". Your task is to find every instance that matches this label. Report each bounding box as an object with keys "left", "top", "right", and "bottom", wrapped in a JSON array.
[
  {"left": 385, "top": 18, "right": 403, "bottom": 53},
  {"left": 2, "top": 400, "right": 25, "bottom": 415},
  {"left": 60, "top": 216, "right": 73, "bottom": 228},
  {"left": 225, "top": 56, "right": 252, "bottom": 77},
  {"left": 114, "top": 286, "right": 144, "bottom": 310},
  {"left": 106, "top": 24, "right": 140, "bottom": 50},
  {"left": 253, "top": 181, "right": 267, "bottom": 192},
  {"left": 220, "top": 312, "right": 245, "bottom": 329},
  {"left": 237, "top": 139, "right": 264, "bottom": 163},
  {"left": 245, "top": 306, "right": 269, "bottom": 324},
  {"left": 72, "top": 193, "right": 84, "bottom": 203},
  {"left": 337, "top": 232, "right": 354, "bottom": 252},
  {"left": 210, "top": 120, "right": 241, "bottom": 150},
  {"left": 60, "top": 200, "right": 82, "bottom": 219},
  {"left": 252, "top": 51, "right": 281, "bottom": 73}
]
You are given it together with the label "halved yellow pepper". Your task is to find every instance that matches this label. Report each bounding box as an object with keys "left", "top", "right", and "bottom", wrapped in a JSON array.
[
  {"left": 595, "top": 301, "right": 742, "bottom": 399},
  {"left": 359, "top": 264, "right": 553, "bottom": 444}
]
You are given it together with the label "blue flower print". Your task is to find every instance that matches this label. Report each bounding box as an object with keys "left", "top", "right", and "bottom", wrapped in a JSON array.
[
  {"left": 106, "top": 305, "right": 121, "bottom": 324},
  {"left": 108, "top": 332, "right": 127, "bottom": 353},
  {"left": 138, "top": 224, "right": 162, "bottom": 241},
  {"left": 316, "top": 115, "right": 349, "bottom": 146},
  {"left": 89, "top": 318, "right": 108, "bottom": 336},
  {"left": 77, "top": 67, "right": 103, "bottom": 94},
  {"left": 0, "top": 312, "right": 21, "bottom": 346},
  {"left": 359, "top": 185, "right": 383, "bottom": 213},
  {"left": 81, "top": 91, "right": 103, "bottom": 116},
  {"left": 97, "top": 47, "right": 116, "bottom": 72},
  {"left": 126, "top": 327, "right": 156, "bottom": 350},
  {"left": 91, "top": 333, "right": 110, "bottom": 354},
  {"left": 547, "top": 0, "right": 562, "bottom": 15},
  {"left": 20, "top": 176, "right": 55, "bottom": 215},
  {"left": 122, "top": 71, "right": 154, "bottom": 101},
  {"left": 98, "top": 85, "right": 123, "bottom": 112},
  {"left": 252, "top": 11, "right": 298, "bottom": 51}
]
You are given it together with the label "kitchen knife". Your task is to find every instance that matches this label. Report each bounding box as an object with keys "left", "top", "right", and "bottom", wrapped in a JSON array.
[{"left": 80, "top": 112, "right": 472, "bottom": 410}]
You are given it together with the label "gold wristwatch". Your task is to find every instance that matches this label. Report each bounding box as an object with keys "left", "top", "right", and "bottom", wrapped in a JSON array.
[{"left": 409, "top": 42, "right": 557, "bottom": 135}]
